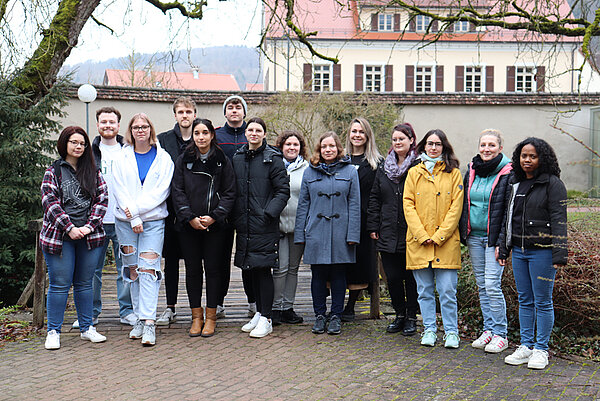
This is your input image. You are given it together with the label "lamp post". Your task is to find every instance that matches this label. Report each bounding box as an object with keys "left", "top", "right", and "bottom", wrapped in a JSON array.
[{"left": 77, "top": 84, "right": 97, "bottom": 134}]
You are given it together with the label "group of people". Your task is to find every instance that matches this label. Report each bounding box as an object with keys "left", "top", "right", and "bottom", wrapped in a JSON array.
[{"left": 40, "top": 95, "right": 567, "bottom": 370}]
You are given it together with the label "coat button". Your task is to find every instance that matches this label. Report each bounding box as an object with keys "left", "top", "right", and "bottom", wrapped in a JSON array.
[{"left": 436, "top": 258, "right": 440, "bottom": 262}]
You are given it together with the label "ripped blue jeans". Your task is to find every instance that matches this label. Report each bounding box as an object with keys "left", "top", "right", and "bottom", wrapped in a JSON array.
[{"left": 115, "top": 219, "right": 165, "bottom": 321}]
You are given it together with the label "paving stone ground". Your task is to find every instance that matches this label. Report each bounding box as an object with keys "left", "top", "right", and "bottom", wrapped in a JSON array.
[{"left": 2, "top": 263, "right": 598, "bottom": 400}]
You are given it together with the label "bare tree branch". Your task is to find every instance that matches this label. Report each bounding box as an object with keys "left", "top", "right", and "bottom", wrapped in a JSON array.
[
  {"left": 144, "top": 0, "right": 206, "bottom": 19},
  {"left": 91, "top": 15, "right": 115, "bottom": 35}
]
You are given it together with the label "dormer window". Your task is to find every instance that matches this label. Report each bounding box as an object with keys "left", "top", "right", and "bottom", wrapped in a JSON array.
[
  {"left": 454, "top": 20, "right": 470, "bottom": 32},
  {"left": 378, "top": 14, "right": 393, "bottom": 31},
  {"left": 415, "top": 15, "right": 431, "bottom": 32}
]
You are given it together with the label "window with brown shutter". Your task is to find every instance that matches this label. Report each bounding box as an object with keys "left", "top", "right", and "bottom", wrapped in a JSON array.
[
  {"left": 409, "top": 16, "right": 416, "bottom": 32},
  {"left": 355, "top": 64, "right": 364, "bottom": 92},
  {"left": 303, "top": 64, "right": 312, "bottom": 90},
  {"left": 385, "top": 65, "right": 393, "bottom": 92},
  {"left": 333, "top": 64, "right": 341, "bottom": 91},
  {"left": 394, "top": 14, "right": 400, "bottom": 32},
  {"left": 405, "top": 65, "right": 415, "bottom": 91},
  {"left": 455, "top": 65, "right": 464, "bottom": 92},
  {"left": 535, "top": 66, "right": 545, "bottom": 92},
  {"left": 431, "top": 20, "right": 438, "bottom": 32},
  {"left": 436, "top": 65, "right": 444, "bottom": 92},
  {"left": 506, "top": 66, "right": 516, "bottom": 92},
  {"left": 371, "top": 14, "right": 378, "bottom": 31},
  {"left": 485, "top": 66, "right": 494, "bottom": 92}
]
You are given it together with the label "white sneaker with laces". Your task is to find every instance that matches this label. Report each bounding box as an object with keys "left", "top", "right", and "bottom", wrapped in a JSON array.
[
  {"left": 504, "top": 345, "right": 533, "bottom": 365},
  {"left": 141, "top": 324, "right": 156, "bottom": 346},
  {"left": 249, "top": 316, "right": 273, "bottom": 338},
  {"left": 129, "top": 320, "right": 144, "bottom": 339},
  {"left": 156, "top": 308, "right": 176, "bottom": 326},
  {"left": 119, "top": 313, "right": 138, "bottom": 326},
  {"left": 72, "top": 317, "right": 99, "bottom": 329},
  {"left": 80, "top": 326, "right": 107, "bottom": 343},
  {"left": 216, "top": 305, "right": 226, "bottom": 319},
  {"left": 485, "top": 335, "right": 508, "bottom": 353},
  {"left": 527, "top": 349, "right": 549, "bottom": 370},
  {"left": 247, "top": 302, "right": 257, "bottom": 317},
  {"left": 45, "top": 330, "right": 60, "bottom": 350},
  {"left": 471, "top": 330, "right": 492, "bottom": 349},
  {"left": 242, "top": 312, "right": 261, "bottom": 332}
]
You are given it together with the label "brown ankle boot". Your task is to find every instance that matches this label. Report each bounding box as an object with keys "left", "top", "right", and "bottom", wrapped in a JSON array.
[
  {"left": 189, "top": 307, "right": 204, "bottom": 337},
  {"left": 201, "top": 307, "right": 217, "bottom": 337}
]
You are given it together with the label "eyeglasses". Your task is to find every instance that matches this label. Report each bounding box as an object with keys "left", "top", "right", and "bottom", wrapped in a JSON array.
[
  {"left": 68, "top": 140, "right": 87, "bottom": 148},
  {"left": 131, "top": 125, "right": 150, "bottom": 131},
  {"left": 425, "top": 141, "right": 443, "bottom": 148}
]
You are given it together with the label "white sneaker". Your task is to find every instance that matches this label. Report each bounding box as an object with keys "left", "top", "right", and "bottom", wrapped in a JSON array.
[
  {"left": 45, "top": 330, "right": 60, "bottom": 350},
  {"left": 141, "top": 324, "right": 156, "bottom": 346},
  {"left": 247, "top": 302, "right": 257, "bottom": 317},
  {"left": 485, "top": 335, "right": 508, "bottom": 353},
  {"left": 120, "top": 313, "right": 138, "bottom": 326},
  {"left": 471, "top": 330, "right": 492, "bottom": 349},
  {"left": 129, "top": 320, "right": 144, "bottom": 339},
  {"left": 527, "top": 349, "right": 549, "bottom": 370},
  {"left": 249, "top": 316, "right": 273, "bottom": 338},
  {"left": 216, "top": 305, "right": 226, "bottom": 319},
  {"left": 156, "top": 308, "right": 176, "bottom": 326},
  {"left": 72, "top": 317, "right": 99, "bottom": 329},
  {"left": 504, "top": 345, "right": 533, "bottom": 365},
  {"left": 80, "top": 326, "right": 107, "bottom": 343},
  {"left": 242, "top": 312, "right": 261, "bottom": 332}
]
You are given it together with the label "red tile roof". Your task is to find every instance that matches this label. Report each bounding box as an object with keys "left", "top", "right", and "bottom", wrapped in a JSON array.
[
  {"left": 246, "top": 83, "right": 265, "bottom": 91},
  {"left": 103, "top": 69, "right": 240, "bottom": 91}
]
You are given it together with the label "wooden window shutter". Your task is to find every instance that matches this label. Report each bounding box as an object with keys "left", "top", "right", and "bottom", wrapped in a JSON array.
[
  {"left": 355, "top": 64, "right": 364, "bottom": 91},
  {"left": 385, "top": 65, "right": 393, "bottom": 92},
  {"left": 485, "top": 66, "right": 494, "bottom": 92},
  {"left": 455, "top": 66, "right": 464, "bottom": 92},
  {"left": 394, "top": 14, "right": 401, "bottom": 32},
  {"left": 436, "top": 65, "right": 444, "bottom": 92},
  {"left": 431, "top": 20, "right": 438, "bottom": 32},
  {"left": 469, "top": 22, "right": 476, "bottom": 32},
  {"left": 536, "top": 66, "right": 545, "bottom": 92},
  {"left": 371, "top": 14, "right": 378, "bottom": 31},
  {"left": 303, "top": 64, "right": 312, "bottom": 90},
  {"left": 506, "top": 66, "right": 516, "bottom": 92},
  {"left": 409, "top": 16, "right": 416, "bottom": 32},
  {"left": 333, "top": 64, "right": 341, "bottom": 91},
  {"left": 405, "top": 65, "right": 414, "bottom": 92},
  {"left": 447, "top": 22, "right": 454, "bottom": 32}
]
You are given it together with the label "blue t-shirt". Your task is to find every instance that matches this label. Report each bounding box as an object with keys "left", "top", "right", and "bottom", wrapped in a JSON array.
[{"left": 135, "top": 146, "right": 157, "bottom": 184}]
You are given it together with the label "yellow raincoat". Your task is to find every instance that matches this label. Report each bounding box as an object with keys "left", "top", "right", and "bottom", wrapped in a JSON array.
[{"left": 403, "top": 161, "right": 464, "bottom": 270}]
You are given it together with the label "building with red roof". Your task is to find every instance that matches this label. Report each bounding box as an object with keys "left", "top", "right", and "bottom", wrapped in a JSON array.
[{"left": 103, "top": 69, "right": 240, "bottom": 91}]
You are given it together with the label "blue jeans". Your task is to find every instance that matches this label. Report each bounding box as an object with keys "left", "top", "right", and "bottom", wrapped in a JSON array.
[
  {"left": 44, "top": 239, "right": 105, "bottom": 333},
  {"left": 311, "top": 264, "right": 347, "bottom": 317},
  {"left": 512, "top": 248, "right": 556, "bottom": 351},
  {"left": 467, "top": 236, "right": 507, "bottom": 337},
  {"left": 92, "top": 223, "right": 133, "bottom": 319},
  {"left": 413, "top": 266, "right": 458, "bottom": 334},
  {"left": 115, "top": 219, "right": 164, "bottom": 321}
]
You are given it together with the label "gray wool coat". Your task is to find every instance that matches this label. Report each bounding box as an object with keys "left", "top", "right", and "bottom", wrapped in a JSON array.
[{"left": 294, "top": 157, "right": 361, "bottom": 265}]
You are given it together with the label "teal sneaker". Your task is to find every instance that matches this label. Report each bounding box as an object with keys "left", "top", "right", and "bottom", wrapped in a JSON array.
[
  {"left": 444, "top": 332, "right": 460, "bottom": 349},
  {"left": 420, "top": 330, "right": 437, "bottom": 346}
]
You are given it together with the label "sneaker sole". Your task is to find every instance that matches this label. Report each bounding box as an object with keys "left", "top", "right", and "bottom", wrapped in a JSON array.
[
  {"left": 155, "top": 320, "right": 172, "bottom": 326},
  {"left": 421, "top": 341, "right": 436, "bottom": 347},
  {"left": 527, "top": 362, "right": 548, "bottom": 369},
  {"left": 485, "top": 346, "right": 508, "bottom": 354},
  {"left": 327, "top": 330, "right": 341, "bottom": 335},
  {"left": 249, "top": 330, "right": 272, "bottom": 338},
  {"left": 505, "top": 358, "right": 530, "bottom": 365},
  {"left": 445, "top": 343, "right": 460, "bottom": 349},
  {"left": 81, "top": 336, "right": 106, "bottom": 343},
  {"left": 471, "top": 342, "right": 488, "bottom": 349},
  {"left": 141, "top": 341, "right": 155, "bottom": 346}
]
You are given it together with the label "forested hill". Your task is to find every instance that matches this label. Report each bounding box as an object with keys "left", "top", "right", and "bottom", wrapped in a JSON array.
[{"left": 61, "top": 46, "right": 262, "bottom": 90}]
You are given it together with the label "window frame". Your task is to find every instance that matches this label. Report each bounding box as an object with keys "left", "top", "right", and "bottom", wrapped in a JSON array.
[
  {"left": 414, "top": 64, "right": 435, "bottom": 93},
  {"left": 364, "top": 64, "right": 384, "bottom": 92},
  {"left": 464, "top": 65, "right": 484, "bottom": 93},
  {"left": 312, "top": 64, "right": 332, "bottom": 92},
  {"left": 454, "top": 20, "right": 470, "bottom": 32},
  {"left": 378, "top": 13, "right": 393, "bottom": 31},
  {"left": 415, "top": 15, "right": 432, "bottom": 32},
  {"left": 515, "top": 65, "right": 537, "bottom": 93}
]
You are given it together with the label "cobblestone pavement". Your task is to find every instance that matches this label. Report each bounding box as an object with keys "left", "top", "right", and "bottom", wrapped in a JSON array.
[{"left": 1, "top": 320, "right": 598, "bottom": 401}]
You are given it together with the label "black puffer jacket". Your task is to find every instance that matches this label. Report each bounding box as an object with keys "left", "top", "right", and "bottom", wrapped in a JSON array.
[
  {"left": 366, "top": 162, "right": 412, "bottom": 253},
  {"left": 171, "top": 146, "right": 236, "bottom": 232},
  {"left": 459, "top": 161, "right": 512, "bottom": 246},
  {"left": 232, "top": 141, "right": 290, "bottom": 269},
  {"left": 158, "top": 124, "right": 189, "bottom": 163},
  {"left": 498, "top": 173, "right": 568, "bottom": 265}
]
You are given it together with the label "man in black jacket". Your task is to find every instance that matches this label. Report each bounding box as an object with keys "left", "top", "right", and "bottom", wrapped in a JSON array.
[
  {"left": 215, "top": 95, "right": 254, "bottom": 318},
  {"left": 156, "top": 97, "right": 196, "bottom": 326}
]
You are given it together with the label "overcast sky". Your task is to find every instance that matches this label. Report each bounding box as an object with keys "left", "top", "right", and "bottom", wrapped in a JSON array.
[{"left": 65, "top": 0, "right": 263, "bottom": 65}]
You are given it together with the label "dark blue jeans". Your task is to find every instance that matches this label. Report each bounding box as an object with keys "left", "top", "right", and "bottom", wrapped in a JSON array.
[
  {"left": 44, "top": 239, "right": 105, "bottom": 333},
  {"left": 311, "top": 264, "right": 347, "bottom": 317}
]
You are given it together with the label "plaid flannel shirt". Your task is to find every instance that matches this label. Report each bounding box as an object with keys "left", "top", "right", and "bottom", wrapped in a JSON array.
[{"left": 40, "top": 163, "right": 108, "bottom": 254}]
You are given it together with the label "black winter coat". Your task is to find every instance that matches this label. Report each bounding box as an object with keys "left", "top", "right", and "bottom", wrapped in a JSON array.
[
  {"left": 498, "top": 173, "right": 568, "bottom": 265},
  {"left": 158, "top": 124, "right": 190, "bottom": 163},
  {"left": 171, "top": 146, "right": 236, "bottom": 232},
  {"left": 232, "top": 141, "right": 290, "bottom": 269},
  {"left": 91, "top": 134, "right": 124, "bottom": 170},
  {"left": 459, "top": 161, "right": 512, "bottom": 246},
  {"left": 366, "top": 162, "right": 412, "bottom": 254}
]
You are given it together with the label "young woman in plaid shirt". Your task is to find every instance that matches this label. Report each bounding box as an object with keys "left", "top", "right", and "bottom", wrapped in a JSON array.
[{"left": 41, "top": 126, "right": 109, "bottom": 350}]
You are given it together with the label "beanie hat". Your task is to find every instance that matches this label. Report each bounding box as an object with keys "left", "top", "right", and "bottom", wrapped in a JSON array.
[{"left": 223, "top": 95, "right": 247, "bottom": 117}]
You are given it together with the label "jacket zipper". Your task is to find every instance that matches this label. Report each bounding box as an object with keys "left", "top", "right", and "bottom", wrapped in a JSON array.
[{"left": 191, "top": 170, "right": 214, "bottom": 215}]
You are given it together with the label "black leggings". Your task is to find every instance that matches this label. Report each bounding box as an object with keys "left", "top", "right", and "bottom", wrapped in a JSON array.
[
  {"left": 250, "top": 267, "right": 274, "bottom": 319},
  {"left": 380, "top": 251, "right": 418, "bottom": 319},
  {"left": 179, "top": 228, "right": 226, "bottom": 309}
]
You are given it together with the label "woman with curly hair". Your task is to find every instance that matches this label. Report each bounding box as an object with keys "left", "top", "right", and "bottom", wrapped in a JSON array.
[{"left": 498, "top": 137, "right": 567, "bottom": 370}]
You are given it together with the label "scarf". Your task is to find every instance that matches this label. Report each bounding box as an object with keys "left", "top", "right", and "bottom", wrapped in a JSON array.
[
  {"left": 472, "top": 153, "right": 503, "bottom": 177},
  {"left": 384, "top": 150, "right": 417, "bottom": 183},
  {"left": 284, "top": 155, "right": 304, "bottom": 172},
  {"left": 420, "top": 153, "right": 442, "bottom": 173}
]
